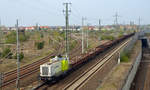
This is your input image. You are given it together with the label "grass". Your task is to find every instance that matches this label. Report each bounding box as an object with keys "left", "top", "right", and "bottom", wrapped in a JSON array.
[
  {"left": 69, "top": 40, "right": 78, "bottom": 51},
  {"left": 5, "top": 31, "right": 29, "bottom": 44},
  {"left": 101, "top": 35, "right": 115, "bottom": 40},
  {"left": 120, "top": 51, "right": 130, "bottom": 62},
  {"left": 0, "top": 30, "right": 133, "bottom": 73},
  {"left": 99, "top": 41, "right": 141, "bottom": 90},
  {"left": 0, "top": 49, "right": 54, "bottom": 73},
  {"left": 120, "top": 53, "right": 129, "bottom": 62}
]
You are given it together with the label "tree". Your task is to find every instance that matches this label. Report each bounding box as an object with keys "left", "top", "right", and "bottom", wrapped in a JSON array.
[{"left": 36, "top": 41, "right": 45, "bottom": 50}]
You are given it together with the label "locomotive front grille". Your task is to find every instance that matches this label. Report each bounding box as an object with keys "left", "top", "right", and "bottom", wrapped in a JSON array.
[{"left": 42, "top": 67, "right": 49, "bottom": 76}]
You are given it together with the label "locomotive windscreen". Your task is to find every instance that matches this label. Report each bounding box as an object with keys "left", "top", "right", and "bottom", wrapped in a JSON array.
[{"left": 42, "top": 67, "right": 49, "bottom": 76}]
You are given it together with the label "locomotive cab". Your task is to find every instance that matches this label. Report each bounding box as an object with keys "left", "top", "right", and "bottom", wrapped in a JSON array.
[{"left": 40, "top": 56, "right": 69, "bottom": 81}]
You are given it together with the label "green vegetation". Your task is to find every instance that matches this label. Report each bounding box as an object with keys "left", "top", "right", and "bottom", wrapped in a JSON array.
[
  {"left": 145, "top": 33, "right": 150, "bottom": 36},
  {"left": 35, "top": 41, "right": 45, "bottom": 50},
  {"left": 69, "top": 40, "right": 77, "bottom": 51},
  {"left": 120, "top": 49, "right": 132, "bottom": 62},
  {"left": 5, "top": 31, "right": 29, "bottom": 43},
  {"left": 118, "top": 30, "right": 124, "bottom": 38},
  {"left": 53, "top": 31, "right": 65, "bottom": 41},
  {"left": 120, "top": 52, "right": 129, "bottom": 62},
  {"left": 101, "top": 35, "right": 115, "bottom": 40},
  {"left": 1, "top": 48, "right": 12, "bottom": 59},
  {"left": 0, "top": 52, "right": 1, "bottom": 57},
  {"left": 5, "top": 32, "right": 16, "bottom": 43},
  {"left": 60, "top": 31, "right": 65, "bottom": 40},
  {"left": 14, "top": 52, "right": 24, "bottom": 61}
]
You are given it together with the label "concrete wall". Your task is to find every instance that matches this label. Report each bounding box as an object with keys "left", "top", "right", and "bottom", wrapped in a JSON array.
[
  {"left": 122, "top": 51, "right": 142, "bottom": 90},
  {"left": 120, "top": 32, "right": 139, "bottom": 54},
  {"left": 121, "top": 32, "right": 142, "bottom": 90}
]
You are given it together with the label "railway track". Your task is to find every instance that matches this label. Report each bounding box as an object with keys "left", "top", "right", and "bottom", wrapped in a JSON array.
[
  {"left": 1, "top": 38, "right": 82, "bottom": 89},
  {"left": 63, "top": 38, "right": 131, "bottom": 90},
  {"left": 35, "top": 36, "right": 132, "bottom": 90},
  {"left": 1, "top": 42, "right": 64, "bottom": 87}
]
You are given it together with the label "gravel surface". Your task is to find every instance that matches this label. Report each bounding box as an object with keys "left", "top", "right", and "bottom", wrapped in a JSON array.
[
  {"left": 36, "top": 38, "right": 130, "bottom": 90},
  {"left": 99, "top": 41, "right": 141, "bottom": 90}
]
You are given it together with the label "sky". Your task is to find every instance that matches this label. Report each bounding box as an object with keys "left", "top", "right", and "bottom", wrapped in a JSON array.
[{"left": 0, "top": 0, "right": 150, "bottom": 26}]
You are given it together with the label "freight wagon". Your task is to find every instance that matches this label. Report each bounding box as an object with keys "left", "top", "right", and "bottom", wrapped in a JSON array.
[{"left": 40, "top": 33, "right": 135, "bottom": 81}]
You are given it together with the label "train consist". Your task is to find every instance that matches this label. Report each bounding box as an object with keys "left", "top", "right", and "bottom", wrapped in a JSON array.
[{"left": 40, "top": 33, "right": 135, "bottom": 81}]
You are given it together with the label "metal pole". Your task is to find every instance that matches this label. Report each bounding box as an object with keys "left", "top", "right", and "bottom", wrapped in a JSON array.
[
  {"left": 63, "top": 3, "right": 71, "bottom": 61},
  {"left": 0, "top": 19, "right": 2, "bottom": 43},
  {"left": 82, "top": 17, "right": 86, "bottom": 54},
  {"left": 0, "top": 73, "right": 3, "bottom": 90},
  {"left": 66, "top": 3, "right": 69, "bottom": 59},
  {"left": 87, "top": 24, "right": 89, "bottom": 49},
  {"left": 16, "top": 19, "right": 20, "bottom": 90},
  {"left": 36, "top": 23, "right": 39, "bottom": 31},
  {"left": 99, "top": 19, "right": 101, "bottom": 31},
  {"left": 113, "top": 12, "right": 120, "bottom": 30},
  {"left": 138, "top": 17, "right": 141, "bottom": 31},
  {"left": 98, "top": 19, "right": 101, "bottom": 42}
]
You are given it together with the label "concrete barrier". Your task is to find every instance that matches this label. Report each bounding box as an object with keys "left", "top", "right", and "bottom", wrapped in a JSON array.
[
  {"left": 122, "top": 51, "right": 142, "bottom": 90},
  {"left": 121, "top": 32, "right": 142, "bottom": 90}
]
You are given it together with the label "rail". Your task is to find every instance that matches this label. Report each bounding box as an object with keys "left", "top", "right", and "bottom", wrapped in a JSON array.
[{"left": 63, "top": 38, "right": 131, "bottom": 90}]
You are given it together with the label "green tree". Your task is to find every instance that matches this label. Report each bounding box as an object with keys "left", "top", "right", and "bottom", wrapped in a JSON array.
[
  {"left": 36, "top": 41, "right": 45, "bottom": 50},
  {"left": 2, "top": 48, "right": 11, "bottom": 58}
]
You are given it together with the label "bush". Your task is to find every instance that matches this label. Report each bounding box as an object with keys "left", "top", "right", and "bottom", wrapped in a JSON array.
[
  {"left": 36, "top": 41, "right": 45, "bottom": 50},
  {"left": 19, "top": 52, "right": 24, "bottom": 60},
  {"left": 19, "top": 34, "right": 28, "bottom": 42},
  {"left": 2, "top": 48, "right": 11, "bottom": 58},
  {"left": 101, "top": 35, "right": 115, "bottom": 40},
  {"left": 120, "top": 52, "right": 129, "bottom": 62},
  {"left": 5, "top": 31, "right": 29, "bottom": 43},
  {"left": 5, "top": 32, "right": 16, "bottom": 43},
  {"left": 40, "top": 33, "right": 44, "bottom": 38},
  {"left": 14, "top": 52, "right": 24, "bottom": 61}
]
